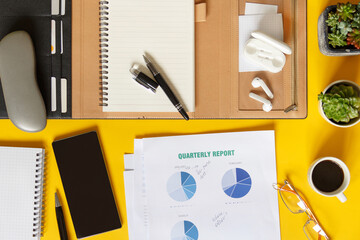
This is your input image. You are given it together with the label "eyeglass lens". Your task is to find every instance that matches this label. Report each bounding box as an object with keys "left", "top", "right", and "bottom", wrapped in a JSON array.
[
  {"left": 279, "top": 184, "right": 306, "bottom": 214},
  {"left": 304, "top": 219, "right": 327, "bottom": 240}
]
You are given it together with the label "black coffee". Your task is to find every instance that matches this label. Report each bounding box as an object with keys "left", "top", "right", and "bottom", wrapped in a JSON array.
[{"left": 312, "top": 160, "right": 344, "bottom": 192}]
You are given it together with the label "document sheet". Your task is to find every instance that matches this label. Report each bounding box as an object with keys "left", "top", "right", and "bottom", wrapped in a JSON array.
[{"left": 124, "top": 131, "right": 281, "bottom": 240}]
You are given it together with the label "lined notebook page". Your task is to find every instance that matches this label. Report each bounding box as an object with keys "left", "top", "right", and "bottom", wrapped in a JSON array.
[
  {"left": 0, "top": 147, "right": 44, "bottom": 240},
  {"left": 104, "top": 0, "right": 195, "bottom": 112}
]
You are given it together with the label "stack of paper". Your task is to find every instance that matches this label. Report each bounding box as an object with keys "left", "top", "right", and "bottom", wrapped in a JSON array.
[
  {"left": 123, "top": 131, "right": 281, "bottom": 240},
  {"left": 239, "top": 3, "right": 284, "bottom": 72}
]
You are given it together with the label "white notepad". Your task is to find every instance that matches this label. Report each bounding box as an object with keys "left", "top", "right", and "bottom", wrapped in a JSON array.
[
  {"left": 101, "top": 0, "right": 195, "bottom": 112},
  {"left": 0, "top": 147, "right": 45, "bottom": 240}
]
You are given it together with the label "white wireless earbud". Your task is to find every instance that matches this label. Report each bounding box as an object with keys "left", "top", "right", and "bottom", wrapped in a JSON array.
[
  {"left": 249, "top": 92, "right": 272, "bottom": 112},
  {"left": 251, "top": 77, "right": 273, "bottom": 99}
]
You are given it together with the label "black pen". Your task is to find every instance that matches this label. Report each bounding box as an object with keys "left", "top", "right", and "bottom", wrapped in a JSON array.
[
  {"left": 55, "top": 192, "right": 68, "bottom": 240},
  {"left": 143, "top": 55, "right": 189, "bottom": 120}
]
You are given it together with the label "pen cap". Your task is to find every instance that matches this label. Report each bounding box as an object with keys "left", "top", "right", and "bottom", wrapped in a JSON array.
[{"left": 130, "top": 67, "right": 159, "bottom": 93}]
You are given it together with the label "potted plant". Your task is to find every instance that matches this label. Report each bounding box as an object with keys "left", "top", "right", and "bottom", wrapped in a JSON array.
[
  {"left": 318, "top": 2, "right": 360, "bottom": 56},
  {"left": 318, "top": 80, "right": 360, "bottom": 127}
]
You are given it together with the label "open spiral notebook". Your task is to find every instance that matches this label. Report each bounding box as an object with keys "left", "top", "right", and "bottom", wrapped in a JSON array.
[
  {"left": 0, "top": 147, "right": 45, "bottom": 240},
  {"left": 99, "top": 0, "right": 195, "bottom": 113}
]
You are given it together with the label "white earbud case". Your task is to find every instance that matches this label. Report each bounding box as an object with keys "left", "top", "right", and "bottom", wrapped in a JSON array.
[{"left": 244, "top": 31, "right": 292, "bottom": 73}]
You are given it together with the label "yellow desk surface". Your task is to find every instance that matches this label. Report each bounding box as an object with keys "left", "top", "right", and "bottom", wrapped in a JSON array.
[{"left": 2, "top": 0, "right": 359, "bottom": 239}]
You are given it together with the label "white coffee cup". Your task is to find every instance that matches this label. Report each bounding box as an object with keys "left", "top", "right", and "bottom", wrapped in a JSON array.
[{"left": 308, "top": 157, "right": 350, "bottom": 203}]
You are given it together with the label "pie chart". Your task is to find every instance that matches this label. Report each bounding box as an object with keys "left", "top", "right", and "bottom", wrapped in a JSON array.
[
  {"left": 171, "top": 220, "right": 199, "bottom": 240},
  {"left": 167, "top": 172, "right": 197, "bottom": 202},
  {"left": 222, "top": 168, "right": 252, "bottom": 198}
]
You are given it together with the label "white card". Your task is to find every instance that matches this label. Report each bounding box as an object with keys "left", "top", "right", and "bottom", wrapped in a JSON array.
[
  {"left": 239, "top": 14, "right": 283, "bottom": 72},
  {"left": 245, "top": 3, "right": 278, "bottom": 15}
]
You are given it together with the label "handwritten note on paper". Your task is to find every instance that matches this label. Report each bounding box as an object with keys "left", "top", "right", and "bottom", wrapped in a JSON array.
[
  {"left": 194, "top": 160, "right": 211, "bottom": 180},
  {"left": 212, "top": 212, "right": 228, "bottom": 228}
]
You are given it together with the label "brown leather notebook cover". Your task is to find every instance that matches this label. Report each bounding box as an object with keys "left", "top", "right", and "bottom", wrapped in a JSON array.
[{"left": 72, "top": 0, "right": 307, "bottom": 119}]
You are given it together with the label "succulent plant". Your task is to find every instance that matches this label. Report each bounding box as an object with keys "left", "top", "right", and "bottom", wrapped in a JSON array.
[
  {"left": 328, "top": 31, "right": 347, "bottom": 48},
  {"left": 351, "top": 12, "right": 360, "bottom": 28},
  {"left": 337, "top": 2, "right": 357, "bottom": 21},
  {"left": 319, "top": 85, "right": 360, "bottom": 123},
  {"left": 347, "top": 28, "right": 360, "bottom": 49},
  {"left": 338, "top": 21, "right": 353, "bottom": 35},
  {"left": 326, "top": 12, "right": 340, "bottom": 32},
  {"left": 326, "top": 2, "right": 360, "bottom": 49}
]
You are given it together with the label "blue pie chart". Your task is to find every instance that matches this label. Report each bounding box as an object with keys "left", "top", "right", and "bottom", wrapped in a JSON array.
[
  {"left": 171, "top": 220, "right": 199, "bottom": 240},
  {"left": 167, "top": 172, "right": 197, "bottom": 202},
  {"left": 222, "top": 168, "right": 252, "bottom": 198}
]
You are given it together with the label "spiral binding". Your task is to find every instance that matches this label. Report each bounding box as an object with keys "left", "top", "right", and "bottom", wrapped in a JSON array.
[
  {"left": 99, "top": 1, "right": 110, "bottom": 107},
  {"left": 32, "top": 150, "right": 45, "bottom": 238}
]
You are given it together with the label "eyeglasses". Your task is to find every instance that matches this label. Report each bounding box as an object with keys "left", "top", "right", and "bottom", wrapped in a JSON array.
[{"left": 273, "top": 180, "right": 330, "bottom": 240}]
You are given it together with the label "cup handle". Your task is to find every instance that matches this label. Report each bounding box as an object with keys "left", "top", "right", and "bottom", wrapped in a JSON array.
[{"left": 337, "top": 193, "right": 347, "bottom": 203}]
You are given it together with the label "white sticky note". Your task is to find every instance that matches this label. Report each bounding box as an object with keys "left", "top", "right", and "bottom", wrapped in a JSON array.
[
  {"left": 239, "top": 14, "right": 283, "bottom": 72},
  {"left": 245, "top": 3, "right": 278, "bottom": 15},
  {"left": 51, "top": 0, "right": 60, "bottom": 15},
  {"left": 51, "top": 77, "right": 56, "bottom": 112},
  {"left": 51, "top": 20, "right": 56, "bottom": 54},
  {"left": 61, "top": 78, "right": 67, "bottom": 113}
]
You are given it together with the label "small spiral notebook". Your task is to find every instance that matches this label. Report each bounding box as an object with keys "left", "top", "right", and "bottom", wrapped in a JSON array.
[{"left": 0, "top": 146, "right": 45, "bottom": 240}]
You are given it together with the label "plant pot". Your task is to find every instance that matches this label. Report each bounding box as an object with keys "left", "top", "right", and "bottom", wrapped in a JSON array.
[
  {"left": 318, "top": 5, "right": 360, "bottom": 56},
  {"left": 319, "top": 80, "right": 360, "bottom": 127}
]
